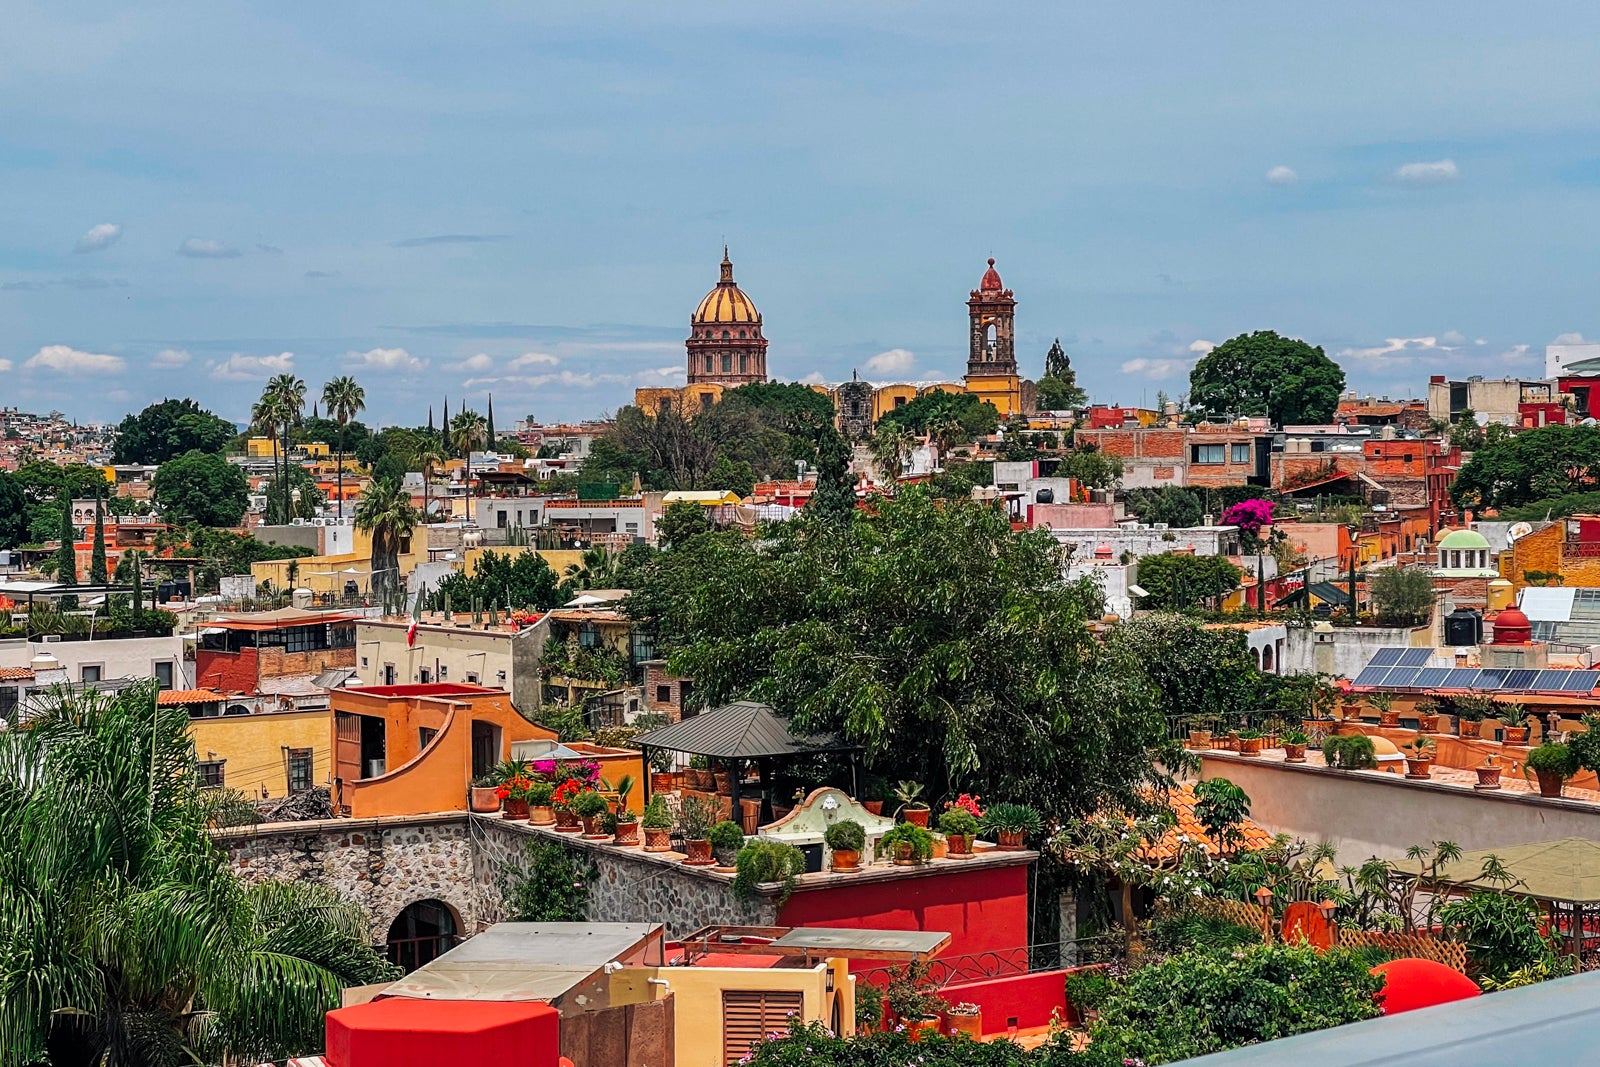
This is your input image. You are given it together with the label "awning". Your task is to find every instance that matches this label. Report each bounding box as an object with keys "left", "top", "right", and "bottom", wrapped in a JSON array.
[
  {"left": 633, "top": 700, "right": 858, "bottom": 760},
  {"left": 1409, "top": 838, "right": 1600, "bottom": 904}
]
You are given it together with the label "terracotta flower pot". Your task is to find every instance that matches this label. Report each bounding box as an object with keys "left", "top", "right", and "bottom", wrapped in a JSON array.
[
  {"left": 907, "top": 1016, "right": 940, "bottom": 1042},
  {"left": 1474, "top": 764, "right": 1502, "bottom": 791},
  {"left": 892, "top": 841, "right": 920, "bottom": 866},
  {"left": 1418, "top": 714, "right": 1440, "bottom": 733},
  {"left": 650, "top": 771, "right": 675, "bottom": 793},
  {"left": 1238, "top": 737, "right": 1264, "bottom": 756},
  {"left": 714, "top": 771, "right": 732, "bottom": 795},
  {"left": 831, "top": 848, "right": 861, "bottom": 872},
  {"left": 581, "top": 816, "right": 608, "bottom": 839},
  {"left": 682, "top": 838, "right": 715, "bottom": 866},
  {"left": 1284, "top": 742, "right": 1307, "bottom": 763},
  {"left": 502, "top": 797, "right": 529, "bottom": 820},
  {"left": 612, "top": 819, "right": 641, "bottom": 846},
  {"left": 1379, "top": 712, "right": 1401, "bottom": 727},
  {"left": 470, "top": 787, "right": 500, "bottom": 813},
  {"left": 903, "top": 806, "right": 930, "bottom": 828},
  {"left": 996, "top": 830, "right": 1025, "bottom": 852},
  {"left": 1533, "top": 768, "right": 1566, "bottom": 798},
  {"left": 1405, "top": 757, "right": 1432, "bottom": 780},
  {"left": 1504, "top": 726, "right": 1530, "bottom": 745},
  {"left": 529, "top": 805, "right": 555, "bottom": 826},
  {"left": 1262, "top": 733, "right": 1279, "bottom": 750},
  {"left": 644, "top": 826, "right": 673, "bottom": 852},
  {"left": 554, "top": 809, "right": 581, "bottom": 832},
  {"left": 1187, "top": 730, "right": 1213, "bottom": 750},
  {"left": 945, "top": 833, "right": 974, "bottom": 858},
  {"left": 944, "top": 1008, "right": 982, "bottom": 1041},
  {"left": 1460, "top": 720, "right": 1481, "bottom": 739},
  {"left": 863, "top": 800, "right": 885, "bottom": 816}
]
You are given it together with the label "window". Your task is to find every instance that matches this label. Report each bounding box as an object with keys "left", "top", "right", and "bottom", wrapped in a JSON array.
[
  {"left": 1192, "top": 444, "right": 1224, "bottom": 465},
  {"left": 287, "top": 748, "right": 313, "bottom": 794},
  {"left": 80, "top": 665, "right": 102, "bottom": 684},
  {"left": 656, "top": 685, "right": 672, "bottom": 703},
  {"left": 419, "top": 727, "right": 438, "bottom": 749},
  {"left": 383, "top": 664, "right": 397, "bottom": 685},
  {"left": 466, "top": 672, "right": 479, "bottom": 685},
  {"left": 197, "top": 760, "right": 226, "bottom": 788},
  {"left": 438, "top": 664, "right": 448, "bottom": 679},
  {"left": 739, "top": 353, "right": 748, "bottom": 373},
  {"left": 722, "top": 354, "right": 732, "bottom": 373},
  {"left": 578, "top": 622, "right": 601, "bottom": 649},
  {"left": 497, "top": 510, "right": 508, "bottom": 529},
  {"left": 722, "top": 991, "right": 804, "bottom": 1066},
  {"left": 419, "top": 667, "right": 431, "bottom": 683},
  {"left": 704, "top": 354, "right": 713, "bottom": 372},
  {"left": 0, "top": 685, "right": 17, "bottom": 724},
  {"left": 154, "top": 661, "right": 174, "bottom": 690},
  {"left": 361, "top": 656, "right": 369, "bottom": 668},
  {"left": 1230, "top": 443, "right": 1251, "bottom": 464},
  {"left": 625, "top": 522, "right": 639, "bottom": 535},
  {"left": 894, "top": 396, "right": 907, "bottom": 408}
]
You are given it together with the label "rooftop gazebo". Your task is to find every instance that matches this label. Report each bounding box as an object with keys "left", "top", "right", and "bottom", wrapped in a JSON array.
[{"left": 633, "top": 700, "right": 861, "bottom": 824}]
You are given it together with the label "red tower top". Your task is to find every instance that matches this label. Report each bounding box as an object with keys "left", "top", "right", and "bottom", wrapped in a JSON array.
[{"left": 979, "top": 257, "right": 1003, "bottom": 292}]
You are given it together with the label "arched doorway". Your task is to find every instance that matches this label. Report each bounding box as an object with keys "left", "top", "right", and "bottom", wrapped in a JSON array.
[
  {"left": 1261, "top": 644, "right": 1275, "bottom": 673},
  {"left": 386, "top": 899, "right": 460, "bottom": 972}
]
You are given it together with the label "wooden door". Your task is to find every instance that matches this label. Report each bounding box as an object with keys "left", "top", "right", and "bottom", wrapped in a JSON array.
[
  {"left": 722, "top": 990, "right": 803, "bottom": 1066},
  {"left": 334, "top": 711, "right": 362, "bottom": 786}
]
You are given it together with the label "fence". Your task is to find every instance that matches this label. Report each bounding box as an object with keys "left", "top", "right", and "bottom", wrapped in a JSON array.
[
  {"left": 855, "top": 936, "right": 1118, "bottom": 990},
  {"left": 1335, "top": 930, "right": 1468, "bottom": 973}
]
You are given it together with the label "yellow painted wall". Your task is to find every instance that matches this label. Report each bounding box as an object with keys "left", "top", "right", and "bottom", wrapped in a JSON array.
[
  {"left": 964, "top": 375, "right": 1022, "bottom": 417},
  {"left": 458, "top": 545, "right": 585, "bottom": 579},
  {"left": 1496, "top": 521, "right": 1600, "bottom": 589},
  {"left": 251, "top": 527, "right": 439, "bottom": 593},
  {"left": 871, "top": 384, "right": 920, "bottom": 422},
  {"left": 190, "top": 709, "right": 331, "bottom": 799},
  {"left": 608, "top": 959, "right": 849, "bottom": 1067},
  {"left": 246, "top": 437, "right": 276, "bottom": 458}
]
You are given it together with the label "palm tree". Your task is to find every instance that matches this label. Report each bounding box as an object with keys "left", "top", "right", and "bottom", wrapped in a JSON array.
[
  {"left": 417, "top": 446, "right": 446, "bottom": 523},
  {"left": 264, "top": 374, "right": 307, "bottom": 523},
  {"left": 0, "top": 682, "right": 398, "bottom": 1066},
  {"left": 870, "top": 424, "right": 916, "bottom": 485},
  {"left": 450, "top": 410, "right": 488, "bottom": 494},
  {"left": 251, "top": 394, "right": 282, "bottom": 519},
  {"left": 355, "top": 478, "right": 418, "bottom": 601},
  {"left": 563, "top": 545, "right": 620, "bottom": 592},
  {"left": 322, "top": 376, "right": 365, "bottom": 520}
]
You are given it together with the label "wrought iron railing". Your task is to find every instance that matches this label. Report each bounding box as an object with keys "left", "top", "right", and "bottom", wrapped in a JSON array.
[{"left": 853, "top": 935, "right": 1118, "bottom": 989}]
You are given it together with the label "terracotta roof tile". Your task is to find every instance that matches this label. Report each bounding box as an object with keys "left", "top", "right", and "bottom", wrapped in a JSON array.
[
  {"left": 155, "top": 688, "right": 223, "bottom": 706},
  {"left": 1137, "top": 782, "right": 1277, "bottom": 862},
  {"left": 0, "top": 666, "right": 35, "bottom": 681}
]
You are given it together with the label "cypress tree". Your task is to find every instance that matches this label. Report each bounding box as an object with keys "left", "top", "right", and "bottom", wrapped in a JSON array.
[
  {"left": 54, "top": 489, "right": 78, "bottom": 585},
  {"left": 88, "top": 493, "right": 108, "bottom": 586},
  {"left": 809, "top": 426, "right": 857, "bottom": 524},
  {"left": 486, "top": 394, "right": 496, "bottom": 452},
  {"left": 441, "top": 395, "right": 450, "bottom": 447}
]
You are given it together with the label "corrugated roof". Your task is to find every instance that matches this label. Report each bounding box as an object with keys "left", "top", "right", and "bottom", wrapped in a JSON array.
[
  {"left": 385, "top": 922, "right": 660, "bottom": 1003},
  {"left": 634, "top": 700, "right": 857, "bottom": 759}
]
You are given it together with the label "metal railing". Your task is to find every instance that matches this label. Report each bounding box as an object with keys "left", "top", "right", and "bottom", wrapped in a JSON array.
[
  {"left": 854, "top": 936, "right": 1118, "bottom": 989},
  {"left": 384, "top": 933, "right": 464, "bottom": 974}
]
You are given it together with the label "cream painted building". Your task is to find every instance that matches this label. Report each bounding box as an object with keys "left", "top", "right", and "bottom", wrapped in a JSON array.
[{"left": 354, "top": 614, "right": 550, "bottom": 713}]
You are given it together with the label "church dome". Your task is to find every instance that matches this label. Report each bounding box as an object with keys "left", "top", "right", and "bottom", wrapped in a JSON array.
[
  {"left": 979, "top": 257, "right": 1003, "bottom": 292},
  {"left": 692, "top": 249, "right": 761, "bottom": 327}
]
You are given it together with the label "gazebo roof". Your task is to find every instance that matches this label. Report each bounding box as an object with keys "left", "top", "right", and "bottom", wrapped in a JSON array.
[
  {"left": 633, "top": 700, "right": 857, "bottom": 760},
  {"left": 1413, "top": 837, "right": 1600, "bottom": 904}
]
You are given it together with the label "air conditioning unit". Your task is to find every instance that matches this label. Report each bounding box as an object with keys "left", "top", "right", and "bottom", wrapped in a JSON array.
[
  {"left": 40, "top": 634, "right": 61, "bottom": 643},
  {"left": 364, "top": 758, "right": 386, "bottom": 778}
]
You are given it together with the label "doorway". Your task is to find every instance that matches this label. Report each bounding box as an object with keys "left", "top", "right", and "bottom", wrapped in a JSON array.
[{"left": 386, "top": 899, "right": 460, "bottom": 972}]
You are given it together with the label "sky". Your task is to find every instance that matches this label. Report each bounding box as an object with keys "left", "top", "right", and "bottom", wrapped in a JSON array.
[{"left": 3, "top": 3, "right": 1599, "bottom": 427}]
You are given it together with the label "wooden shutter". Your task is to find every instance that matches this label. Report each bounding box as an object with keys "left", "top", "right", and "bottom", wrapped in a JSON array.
[
  {"left": 721, "top": 990, "right": 803, "bottom": 1066},
  {"left": 334, "top": 711, "right": 362, "bottom": 784}
]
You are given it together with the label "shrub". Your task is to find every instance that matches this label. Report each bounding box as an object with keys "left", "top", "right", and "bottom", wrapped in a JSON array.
[
  {"left": 1321, "top": 734, "right": 1377, "bottom": 770},
  {"left": 641, "top": 795, "right": 674, "bottom": 830},
  {"left": 1064, "top": 969, "right": 1113, "bottom": 1013},
  {"left": 883, "top": 960, "right": 944, "bottom": 1023},
  {"left": 732, "top": 839, "right": 806, "bottom": 904},
  {"left": 938, "top": 807, "right": 979, "bottom": 837},
  {"left": 570, "top": 789, "right": 610, "bottom": 818},
  {"left": 982, "top": 802, "right": 1042, "bottom": 838},
  {"left": 709, "top": 820, "right": 747, "bottom": 852},
  {"left": 679, "top": 795, "right": 720, "bottom": 840},
  {"left": 1438, "top": 891, "right": 1564, "bottom": 983},
  {"left": 824, "top": 819, "right": 866, "bottom": 852},
  {"left": 1524, "top": 742, "right": 1579, "bottom": 779},
  {"left": 876, "top": 823, "right": 935, "bottom": 863},
  {"left": 498, "top": 839, "right": 595, "bottom": 922},
  {"left": 525, "top": 781, "right": 554, "bottom": 807}
]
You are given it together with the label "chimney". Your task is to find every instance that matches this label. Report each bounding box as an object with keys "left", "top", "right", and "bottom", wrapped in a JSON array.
[{"left": 29, "top": 651, "right": 68, "bottom": 688}]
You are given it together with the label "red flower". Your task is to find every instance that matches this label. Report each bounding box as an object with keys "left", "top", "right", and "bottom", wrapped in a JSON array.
[{"left": 946, "top": 793, "right": 984, "bottom": 818}]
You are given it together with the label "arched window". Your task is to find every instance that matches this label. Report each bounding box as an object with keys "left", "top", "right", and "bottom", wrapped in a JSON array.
[
  {"left": 387, "top": 899, "right": 460, "bottom": 972},
  {"left": 1262, "top": 644, "right": 1275, "bottom": 673},
  {"left": 704, "top": 354, "right": 713, "bottom": 373}
]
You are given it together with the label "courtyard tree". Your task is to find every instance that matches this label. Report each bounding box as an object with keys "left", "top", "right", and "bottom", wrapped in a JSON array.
[
  {"left": 152, "top": 449, "right": 251, "bottom": 527},
  {"left": 113, "top": 398, "right": 237, "bottom": 465},
  {"left": 1188, "top": 330, "right": 1345, "bottom": 426},
  {"left": 1368, "top": 565, "right": 1436, "bottom": 625},
  {"left": 1451, "top": 423, "right": 1600, "bottom": 511},
  {"left": 1133, "top": 552, "right": 1242, "bottom": 610}
]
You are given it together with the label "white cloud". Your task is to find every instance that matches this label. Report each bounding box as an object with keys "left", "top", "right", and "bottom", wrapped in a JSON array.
[
  {"left": 347, "top": 347, "right": 425, "bottom": 372},
  {"left": 1337, "top": 336, "right": 1460, "bottom": 362},
  {"left": 1440, "top": 330, "right": 1468, "bottom": 346},
  {"left": 1553, "top": 332, "right": 1590, "bottom": 345},
  {"left": 1187, "top": 339, "right": 1216, "bottom": 355},
  {"left": 1120, "top": 358, "right": 1190, "bottom": 379},
  {"left": 73, "top": 223, "right": 122, "bottom": 253},
  {"left": 1395, "top": 159, "right": 1459, "bottom": 184},
  {"left": 509, "top": 351, "right": 559, "bottom": 369},
  {"left": 798, "top": 371, "right": 828, "bottom": 385},
  {"left": 0, "top": 359, "right": 12, "bottom": 372},
  {"left": 1500, "top": 343, "right": 1532, "bottom": 360},
  {"left": 151, "top": 348, "right": 191, "bottom": 368},
  {"left": 210, "top": 352, "right": 295, "bottom": 380},
  {"left": 635, "top": 366, "right": 686, "bottom": 385},
  {"left": 24, "top": 344, "right": 125, "bottom": 374},
  {"left": 1265, "top": 166, "right": 1298, "bottom": 186},
  {"left": 447, "top": 353, "right": 495, "bottom": 372},
  {"left": 177, "top": 237, "right": 241, "bottom": 258},
  {"left": 864, "top": 348, "right": 915, "bottom": 375}
]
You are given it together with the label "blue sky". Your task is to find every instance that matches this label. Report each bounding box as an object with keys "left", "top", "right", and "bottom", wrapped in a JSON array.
[{"left": 3, "top": 3, "right": 1599, "bottom": 426}]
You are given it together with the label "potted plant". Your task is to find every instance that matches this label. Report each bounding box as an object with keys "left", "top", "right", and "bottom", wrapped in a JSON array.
[
  {"left": 824, "top": 819, "right": 866, "bottom": 872},
  {"left": 497, "top": 774, "right": 533, "bottom": 820},
  {"left": 687, "top": 754, "right": 712, "bottom": 792},
  {"left": 1403, "top": 737, "right": 1435, "bottom": 779},
  {"left": 944, "top": 1001, "right": 982, "bottom": 1040},
  {"left": 1524, "top": 741, "right": 1579, "bottom": 798},
  {"left": 877, "top": 822, "right": 935, "bottom": 866},
  {"left": 1065, "top": 969, "right": 1113, "bottom": 1026},
  {"left": 938, "top": 799, "right": 981, "bottom": 859},
  {"left": 855, "top": 982, "right": 883, "bottom": 1034},
  {"left": 641, "top": 795, "right": 674, "bottom": 851},
  {"left": 1370, "top": 692, "right": 1400, "bottom": 728},
  {"left": 679, "top": 794, "right": 719, "bottom": 866},
  {"left": 1260, "top": 715, "right": 1286, "bottom": 749},
  {"left": 1455, "top": 695, "right": 1493, "bottom": 739},
  {"left": 1185, "top": 713, "right": 1219, "bottom": 751},
  {"left": 1321, "top": 734, "right": 1378, "bottom": 770},
  {"left": 731, "top": 838, "right": 806, "bottom": 904},
  {"left": 1281, "top": 728, "right": 1310, "bottom": 763},
  {"left": 884, "top": 961, "right": 943, "bottom": 1041},
  {"left": 648, "top": 748, "right": 676, "bottom": 794},
  {"left": 895, "top": 780, "right": 931, "bottom": 827},
  {"left": 709, "top": 820, "right": 747, "bottom": 869},
  {"left": 604, "top": 774, "right": 640, "bottom": 845},
  {"left": 470, "top": 772, "right": 502, "bottom": 814},
  {"left": 1237, "top": 728, "right": 1265, "bottom": 757},
  {"left": 552, "top": 780, "right": 583, "bottom": 831},
  {"left": 713, "top": 761, "right": 734, "bottom": 796},
  {"left": 983, "top": 803, "right": 1042, "bottom": 850},
  {"left": 526, "top": 780, "right": 556, "bottom": 825},
  {"left": 571, "top": 789, "right": 612, "bottom": 838},
  {"left": 860, "top": 778, "right": 887, "bottom": 817},
  {"left": 1499, "top": 702, "right": 1530, "bottom": 745},
  {"left": 1475, "top": 754, "right": 1502, "bottom": 791},
  {"left": 1415, "top": 697, "right": 1444, "bottom": 733}
]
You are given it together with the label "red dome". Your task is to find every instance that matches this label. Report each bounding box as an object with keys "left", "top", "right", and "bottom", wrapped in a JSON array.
[
  {"left": 979, "top": 257, "right": 1003, "bottom": 291},
  {"left": 1493, "top": 605, "right": 1532, "bottom": 644},
  {"left": 1371, "top": 958, "right": 1480, "bottom": 1015}
]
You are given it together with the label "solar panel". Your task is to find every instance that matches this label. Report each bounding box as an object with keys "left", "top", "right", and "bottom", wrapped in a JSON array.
[
  {"left": 1503, "top": 669, "right": 1539, "bottom": 691},
  {"left": 1532, "top": 670, "right": 1571, "bottom": 691},
  {"left": 1352, "top": 667, "right": 1392, "bottom": 687},
  {"left": 1414, "top": 667, "right": 1451, "bottom": 689},
  {"left": 1398, "top": 648, "right": 1433, "bottom": 667},
  {"left": 1444, "top": 669, "right": 1482, "bottom": 688},
  {"left": 1369, "top": 648, "right": 1405, "bottom": 668},
  {"left": 1384, "top": 667, "right": 1423, "bottom": 688},
  {"left": 1563, "top": 672, "right": 1598, "bottom": 692},
  {"left": 1474, "top": 668, "right": 1510, "bottom": 690}
]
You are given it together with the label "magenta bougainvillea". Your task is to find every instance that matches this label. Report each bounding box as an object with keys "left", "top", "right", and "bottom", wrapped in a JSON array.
[{"left": 1221, "top": 498, "right": 1274, "bottom": 537}]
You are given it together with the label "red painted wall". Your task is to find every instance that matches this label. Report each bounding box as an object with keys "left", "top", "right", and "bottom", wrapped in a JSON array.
[
  {"left": 776, "top": 865, "right": 1029, "bottom": 964},
  {"left": 324, "top": 998, "right": 559, "bottom": 1067},
  {"left": 195, "top": 648, "right": 261, "bottom": 694},
  {"left": 939, "top": 969, "right": 1068, "bottom": 1035}
]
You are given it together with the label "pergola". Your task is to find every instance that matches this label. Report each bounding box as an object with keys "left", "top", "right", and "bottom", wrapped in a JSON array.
[
  {"left": 1413, "top": 838, "right": 1600, "bottom": 963},
  {"left": 633, "top": 700, "right": 861, "bottom": 823}
]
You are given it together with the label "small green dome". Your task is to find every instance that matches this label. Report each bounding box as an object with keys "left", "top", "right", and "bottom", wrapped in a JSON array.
[{"left": 1437, "top": 528, "right": 1491, "bottom": 551}]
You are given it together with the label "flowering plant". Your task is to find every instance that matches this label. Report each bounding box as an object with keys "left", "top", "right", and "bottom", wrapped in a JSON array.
[
  {"left": 531, "top": 759, "right": 558, "bottom": 779},
  {"left": 945, "top": 793, "right": 984, "bottom": 819},
  {"left": 552, "top": 780, "right": 584, "bottom": 811},
  {"left": 497, "top": 774, "right": 536, "bottom": 802},
  {"left": 1221, "top": 498, "right": 1273, "bottom": 537}
]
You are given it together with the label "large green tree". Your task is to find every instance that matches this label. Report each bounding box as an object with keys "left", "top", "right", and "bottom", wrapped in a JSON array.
[
  {"left": 354, "top": 478, "right": 419, "bottom": 601},
  {"left": 152, "top": 450, "right": 251, "bottom": 527},
  {"left": 434, "top": 548, "right": 562, "bottom": 611},
  {"left": 1134, "top": 551, "right": 1242, "bottom": 610},
  {"left": 321, "top": 376, "right": 366, "bottom": 517},
  {"left": 1450, "top": 423, "right": 1600, "bottom": 510},
  {"left": 0, "top": 682, "right": 398, "bottom": 1067},
  {"left": 626, "top": 487, "right": 1185, "bottom": 819},
  {"left": 876, "top": 390, "right": 1000, "bottom": 441},
  {"left": 0, "top": 472, "right": 27, "bottom": 550},
  {"left": 1036, "top": 338, "right": 1089, "bottom": 411},
  {"left": 113, "top": 399, "right": 236, "bottom": 465},
  {"left": 1123, "top": 486, "right": 1206, "bottom": 529},
  {"left": 1188, "top": 330, "right": 1345, "bottom": 426}
]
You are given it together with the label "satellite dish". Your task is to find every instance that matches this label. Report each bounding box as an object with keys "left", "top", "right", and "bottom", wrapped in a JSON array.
[{"left": 1507, "top": 522, "right": 1534, "bottom": 543}]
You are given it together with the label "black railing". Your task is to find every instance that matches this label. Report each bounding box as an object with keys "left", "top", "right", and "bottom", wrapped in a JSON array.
[
  {"left": 385, "top": 933, "right": 463, "bottom": 973},
  {"left": 854, "top": 936, "right": 1117, "bottom": 989}
]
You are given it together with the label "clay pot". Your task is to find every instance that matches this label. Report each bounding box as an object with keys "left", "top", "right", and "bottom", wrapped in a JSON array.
[
  {"left": 650, "top": 771, "right": 676, "bottom": 793},
  {"left": 1379, "top": 712, "right": 1401, "bottom": 727},
  {"left": 831, "top": 848, "right": 861, "bottom": 872},
  {"left": 644, "top": 826, "right": 673, "bottom": 852},
  {"left": 944, "top": 1008, "right": 982, "bottom": 1041},
  {"left": 1262, "top": 733, "right": 1279, "bottom": 750},
  {"left": 554, "top": 809, "right": 581, "bottom": 832},
  {"left": 502, "top": 797, "right": 529, "bottom": 820},
  {"left": 1404, "top": 757, "right": 1432, "bottom": 780},
  {"left": 996, "top": 830, "right": 1026, "bottom": 852},
  {"left": 863, "top": 800, "right": 885, "bottom": 816},
  {"left": 1504, "top": 726, "right": 1530, "bottom": 746},
  {"left": 945, "top": 833, "right": 974, "bottom": 858},
  {"left": 581, "top": 816, "right": 608, "bottom": 839},
  {"left": 1188, "top": 730, "right": 1213, "bottom": 751},
  {"left": 903, "top": 806, "right": 930, "bottom": 828},
  {"left": 1238, "top": 737, "right": 1264, "bottom": 757},
  {"left": 470, "top": 787, "right": 500, "bottom": 813},
  {"left": 892, "top": 841, "right": 920, "bottom": 866},
  {"left": 714, "top": 771, "right": 732, "bottom": 795},
  {"left": 1474, "top": 763, "right": 1502, "bottom": 791},
  {"left": 1460, "top": 720, "right": 1481, "bottom": 739},
  {"left": 529, "top": 805, "right": 555, "bottom": 826},
  {"left": 683, "top": 839, "right": 715, "bottom": 866},
  {"left": 907, "top": 1016, "right": 940, "bottom": 1043},
  {"left": 714, "top": 846, "right": 741, "bottom": 870},
  {"left": 1418, "top": 714, "right": 1441, "bottom": 733},
  {"left": 612, "top": 819, "right": 641, "bottom": 846},
  {"left": 1284, "top": 742, "right": 1307, "bottom": 763},
  {"left": 1533, "top": 768, "right": 1566, "bottom": 798}
]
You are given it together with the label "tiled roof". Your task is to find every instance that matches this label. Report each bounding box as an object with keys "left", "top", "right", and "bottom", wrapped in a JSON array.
[
  {"left": 1137, "top": 782, "right": 1277, "bottom": 862},
  {"left": 156, "top": 688, "right": 224, "bottom": 706},
  {"left": 0, "top": 666, "right": 35, "bottom": 681}
]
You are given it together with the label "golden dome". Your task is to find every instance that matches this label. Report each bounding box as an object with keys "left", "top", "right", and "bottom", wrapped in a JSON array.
[{"left": 691, "top": 249, "right": 762, "bottom": 327}]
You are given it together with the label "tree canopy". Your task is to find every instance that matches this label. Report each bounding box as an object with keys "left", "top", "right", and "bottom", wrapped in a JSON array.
[
  {"left": 434, "top": 548, "right": 563, "bottom": 611},
  {"left": 1368, "top": 566, "right": 1435, "bottom": 625},
  {"left": 152, "top": 450, "right": 250, "bottom": 527},
  {"left": 1451, "top": 423, "right": 1600, "bottom": 510},
  {"left": 1122, "top": 486, "right": 1206, "bottom": 529},
  {"left": 113, "top": 399, "right": 237, "bottom": 465},
  {"left": 1134, "top": 552, "right": 1242, "bottom": 611},
  {"left": 1188, "top": 330, "right": 1346, "bottom": 426},
  {"left": 1036, "top": 338, "right": 1089, "bottom": 411},
  {"left": 876, "top": 390, "right": 1001, "bottom": 441}
]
